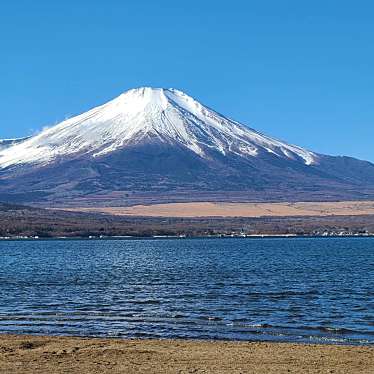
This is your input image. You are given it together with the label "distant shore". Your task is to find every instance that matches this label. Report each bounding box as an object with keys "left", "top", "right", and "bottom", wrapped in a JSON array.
[
  {"left": 1, "top": 234, "right": 374, "bottom": 240},
  {"left": 2, "top": 201, "right": 374, "bottom": 238},
  {"left": 1, "top": 334, "right": 373, "bottom": 374}
]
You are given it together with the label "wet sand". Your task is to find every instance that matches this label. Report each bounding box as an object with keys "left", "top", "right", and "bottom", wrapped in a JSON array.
[
  {"left": 60, "top": 200, "right": 374, "bottom": 218},
  {"left": 1, "top": 335, "right": 373, "bottom": 373}
]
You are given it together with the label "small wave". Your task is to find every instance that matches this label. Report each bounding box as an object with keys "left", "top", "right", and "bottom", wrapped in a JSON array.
[
  {"left": 130, "top": 300, "right": 161, "bottom": 305},
  {"left": 198, "top": 316, "right": 223, "bottom": 321},
  {"left": 172, "top": 314, "right": 186, "bottom": 319},
  {"left": 227, "top": 322, "right": 273, "bottom": 329},
  {"left": 297, "top": 325, "right": 374, "bottom": 336}
]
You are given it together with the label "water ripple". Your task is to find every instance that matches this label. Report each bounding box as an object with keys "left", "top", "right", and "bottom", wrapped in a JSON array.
[{"left": 0, "top": 237, "right": 374, "bottom": 345}]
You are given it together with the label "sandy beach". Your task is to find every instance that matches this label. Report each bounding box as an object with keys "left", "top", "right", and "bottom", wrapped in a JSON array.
[{"left": 0, "top": 335, "right": 373, "bottom": 374}]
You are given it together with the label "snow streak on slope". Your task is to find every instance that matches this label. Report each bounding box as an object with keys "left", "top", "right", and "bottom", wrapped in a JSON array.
[
  {"left": 0, "top": 88, "right": 317, "bottom": 168},
  {"left": 0, "top": 137, "right": 30, "bottom": 151}
]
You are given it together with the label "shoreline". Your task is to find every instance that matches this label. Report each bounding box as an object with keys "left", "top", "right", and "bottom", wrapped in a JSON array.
[
  {"left": 1, "top": 334, "right": 373, "bottom": 373},
  {"left": 1, "top": 234, "right": 374, "bottom": 241}
]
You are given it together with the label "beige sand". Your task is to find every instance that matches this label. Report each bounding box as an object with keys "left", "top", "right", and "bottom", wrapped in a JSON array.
[
  {"left": 0, "top": 335, "right": 373, "bottom": 374},
  {"left": 61, "top": 200, "right": 374, "bottom": 217}
]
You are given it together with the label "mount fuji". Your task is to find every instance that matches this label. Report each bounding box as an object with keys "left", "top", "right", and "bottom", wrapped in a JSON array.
[{"left": 1, "top": 87, "right": 374, "bottom": 206}]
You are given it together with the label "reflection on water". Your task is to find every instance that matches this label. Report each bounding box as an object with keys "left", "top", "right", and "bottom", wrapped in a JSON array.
[{"left": 0, "top": 238, "right": 373, "bottom": 345}]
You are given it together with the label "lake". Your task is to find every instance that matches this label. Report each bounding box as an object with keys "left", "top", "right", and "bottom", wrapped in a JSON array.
[{"left": 0, "top": 237, "right": 373, "bottom": 345}]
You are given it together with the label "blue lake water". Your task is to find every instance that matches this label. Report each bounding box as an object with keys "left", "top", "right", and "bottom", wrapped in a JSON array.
[{"left": 0, "top": 237, "right": 374, "bottom": 345}]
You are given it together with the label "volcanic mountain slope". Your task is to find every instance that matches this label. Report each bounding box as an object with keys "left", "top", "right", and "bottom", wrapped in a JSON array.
[
  {"left": 0, "top": 87, "right": 374, "bottom": 206},
  {"left": 0, "top": 137, "right": 30, "bottom": 151}
]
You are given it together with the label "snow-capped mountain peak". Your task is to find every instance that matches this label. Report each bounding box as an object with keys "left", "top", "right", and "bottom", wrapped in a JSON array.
[{"left": 0, "top": 87, "right": 317, "bottom": 168}]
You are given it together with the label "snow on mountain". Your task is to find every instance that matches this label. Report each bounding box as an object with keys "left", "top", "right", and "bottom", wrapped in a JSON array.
[
  {"left": 0, "top": 137, "right": 30, "bottom": 151},
  {"left": 0, "top": 87, "right": 317, "bottom": 169}
]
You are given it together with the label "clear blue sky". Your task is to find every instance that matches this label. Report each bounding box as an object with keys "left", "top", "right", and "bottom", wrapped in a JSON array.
[{"left": 1, "top": 1, "right": 373, "bottom": 161}]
